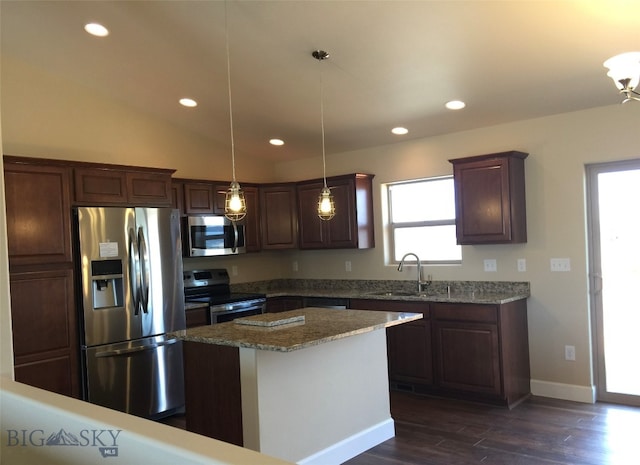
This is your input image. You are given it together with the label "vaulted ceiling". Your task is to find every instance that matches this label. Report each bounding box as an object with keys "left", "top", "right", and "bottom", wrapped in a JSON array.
[{"left": 1, "top": 1, "right": 638, "bottom": 162}]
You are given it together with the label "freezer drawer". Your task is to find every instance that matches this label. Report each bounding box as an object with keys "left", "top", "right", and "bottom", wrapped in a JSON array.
[{"left": 83, "top": 335, "right": 184, "bottom": 419}]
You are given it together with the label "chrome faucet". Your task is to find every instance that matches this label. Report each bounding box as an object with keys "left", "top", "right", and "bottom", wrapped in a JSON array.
[{"left": 398, "top": 253, "right": 430, "bottom": 293}]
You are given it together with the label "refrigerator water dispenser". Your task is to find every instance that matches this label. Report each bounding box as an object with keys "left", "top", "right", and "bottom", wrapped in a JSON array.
[{"left": 91, "top": 259, "right": 124, "bottom": 310}]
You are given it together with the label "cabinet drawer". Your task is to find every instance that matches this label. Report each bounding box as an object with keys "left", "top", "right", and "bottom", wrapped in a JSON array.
[{"left": 432, "top": 303, "right": 497, "bottom": 323}]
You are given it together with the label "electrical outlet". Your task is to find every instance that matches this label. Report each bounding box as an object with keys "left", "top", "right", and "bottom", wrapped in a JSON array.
[
  {"left": 231, "top": 265, "right": 238, "bottom": 276},
  {"left": 517, "top": 258, "right": 526, "bottom": 272},
  {"left": 292, "top": 261, "right": 299, "bottom": 272},
  {"left": 551, "top": 258, "right": 571, "bottom": 272},
  {"left": 565, "top": 345, "right": 576, "bottom": 361},
  {"left": 484, "top": 259, "right": 497, "bottom": 272},
  {"left": 345, "top": 261, "right": 352, "bottom": 272}
]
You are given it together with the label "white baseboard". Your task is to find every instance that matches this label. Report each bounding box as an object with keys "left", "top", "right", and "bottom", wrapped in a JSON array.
[
  {"left": 531, "top": 379, "right": 596, "bottom": 403},
  {"left": 297, "top": 418, "right": 395, "bottom": 465}
]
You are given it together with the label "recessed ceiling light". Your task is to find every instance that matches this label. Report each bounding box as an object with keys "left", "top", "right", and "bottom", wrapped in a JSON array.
[
  {"left": 391, "top": 127, "right": 409, "bottom": 135},
  {"left": 445, "top": 100, "right": 466, "bottom": 110},
  {"left": 179, "top": 98, "right": 198, "bottom": 108},
  {"left": 84, "top": 23, "right": 109, "bottom": 37},
  {"left": 269, "top": 139, "right": 285, "bottom": 146}
]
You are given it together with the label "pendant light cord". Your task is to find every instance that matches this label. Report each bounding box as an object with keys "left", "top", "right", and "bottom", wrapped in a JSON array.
[
  {"left": 225, "top": 2, "right": 237, "bottom": 183},
  {"left": 320, "top": 59, "right": 328, "bottom": 189}
]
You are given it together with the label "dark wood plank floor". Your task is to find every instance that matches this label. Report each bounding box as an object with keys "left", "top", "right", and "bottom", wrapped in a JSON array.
[
  {"left": 344, "top": 391, "right": 640, "bottom": 465},
  {"left": 161, "top": 391, "right": 640, "bottom": 464}
]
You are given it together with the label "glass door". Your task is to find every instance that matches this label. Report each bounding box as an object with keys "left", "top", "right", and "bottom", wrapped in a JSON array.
[{"left": 587, "top": 159, "right": 640, "bottom": 406}]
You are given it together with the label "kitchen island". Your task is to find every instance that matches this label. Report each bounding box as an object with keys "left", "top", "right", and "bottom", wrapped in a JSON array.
[{"left": 175, "top": 308, "right": 422, "bottom": 465}]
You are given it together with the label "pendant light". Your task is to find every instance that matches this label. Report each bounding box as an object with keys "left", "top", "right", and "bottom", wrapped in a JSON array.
[
  {"left": 313, "top": 50, "right": 335, "bottom": 221},
  {"left": 223, "top": 2, "right": 246, "bottom": 222}
]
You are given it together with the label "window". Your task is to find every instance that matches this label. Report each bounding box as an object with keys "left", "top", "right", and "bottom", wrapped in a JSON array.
[{"left": 388, "top": 176, "right": 461, "bottom": 264}]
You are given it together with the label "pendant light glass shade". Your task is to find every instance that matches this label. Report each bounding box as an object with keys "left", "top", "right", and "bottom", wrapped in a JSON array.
[
  {"left": 313, "top": 50, "right": 336, "bottom": 221},
  {"left": 317, "top": 186, "right": 335, "bottom": 220},
  {"left": 225, "top": 181, "right": 246, "bottom": 221},
  {"left": 223, "top": 1, "right": 247, "bottom": 222}
]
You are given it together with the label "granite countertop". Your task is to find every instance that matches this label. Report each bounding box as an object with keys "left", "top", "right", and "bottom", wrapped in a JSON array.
[
  {"left": 173, "top": 307, "right": 422, "bottom": 352},
  {"left": 263, "top": 289, "right": 528, "bottom": 304},
  {"left": 231, "top": 278, "right": 530, "bottom": 305}
]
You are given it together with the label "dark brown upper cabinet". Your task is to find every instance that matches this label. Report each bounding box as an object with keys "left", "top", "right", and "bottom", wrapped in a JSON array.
[
  {"left": 449, "top": 151, "right": 527, "bottom": 244},
  {"left": 183, "top": 181, "right": 215, "bottom": 214},
  {"left": 259, "top": 183, "right": 298, "bottom": 250},
  {"left": 297, "top": 173, "right": 375, "bottom": 250},
  {"left": 74, "top": 167, "right": 173, "bottom": 206},
  {"left": 4, "top": 160, "right": 73, "bottom": 267}
]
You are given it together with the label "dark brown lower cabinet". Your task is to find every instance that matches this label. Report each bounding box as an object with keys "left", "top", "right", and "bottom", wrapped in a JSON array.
[
  {"left": 183, "top": 342, "right": 243, "bottom": 446},
  {"left": 350, "top": 298, "right": 530, "bottom": 408},
  {"left": 349, "top": 299, "right": 432, "bottom": 386},
  {"left": 432, "top": 300, "right": 530, "bottom": 407},
  {"left": 10, "top": 268, "right": 80, "bottom": 397}
]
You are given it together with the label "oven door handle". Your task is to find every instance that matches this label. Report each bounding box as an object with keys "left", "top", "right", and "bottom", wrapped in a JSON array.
[{"left": 231, "top": 222, "right": 239, "bottom": 253}]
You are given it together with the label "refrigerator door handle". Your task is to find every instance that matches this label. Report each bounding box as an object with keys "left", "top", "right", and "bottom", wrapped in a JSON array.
[
  {"left": 138, "top": 226, "right": 150, "bottom": 314},
  {"left": 94, "top": 338, "right": 180, "bottom": 358},
  {"left": 128, "top": 227, "right": 141, "bottom": 315}
]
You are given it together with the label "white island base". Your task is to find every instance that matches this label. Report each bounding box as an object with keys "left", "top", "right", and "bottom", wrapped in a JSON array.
[
  {"left": 179, "top": 308, "right": 422, "bottom": 465},
  {"left": 240, "top": 329, "right": 393, "bottom": 464}
]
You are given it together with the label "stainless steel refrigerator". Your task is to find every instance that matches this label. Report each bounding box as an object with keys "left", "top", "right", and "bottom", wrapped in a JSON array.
[{"left": 74, "top": 207, "right": 186, "bottom": 419}]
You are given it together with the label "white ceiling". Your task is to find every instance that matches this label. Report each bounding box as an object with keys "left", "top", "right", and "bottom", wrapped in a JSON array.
[{"left": 1, "top": 1, "right": 638, "bottom": 162}]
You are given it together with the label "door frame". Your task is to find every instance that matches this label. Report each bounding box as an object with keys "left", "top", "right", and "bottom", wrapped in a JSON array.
[{"left": 586, "top": 158, "right": 640, "bottom": 406}]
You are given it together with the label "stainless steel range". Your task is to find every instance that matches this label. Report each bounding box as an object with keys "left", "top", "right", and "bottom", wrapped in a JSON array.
[{"left": 183, "top": 269, "right": 266, "bottom": 324}]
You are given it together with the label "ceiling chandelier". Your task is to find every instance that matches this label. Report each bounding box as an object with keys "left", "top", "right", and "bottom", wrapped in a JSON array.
[
  {"left": 223, "top": 2, "right": 246, "bottom": 222},
  {"left": 313, "top": 50, "right": 335, "bottom": 221},
  {"left": 603, "top": 52, "right": 640, "bottom": 103}
]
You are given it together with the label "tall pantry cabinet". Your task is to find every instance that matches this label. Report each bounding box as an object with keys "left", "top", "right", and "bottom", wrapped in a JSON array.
[{"left": 4, "top": 157, "right": 80, "bottom": 397}]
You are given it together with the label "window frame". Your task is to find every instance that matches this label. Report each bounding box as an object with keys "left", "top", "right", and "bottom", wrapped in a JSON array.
[{"left": 387, "top": 176, "right": 462, "bottom": 265}]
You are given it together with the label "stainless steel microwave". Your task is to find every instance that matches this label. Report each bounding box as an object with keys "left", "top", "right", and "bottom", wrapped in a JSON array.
[{"left": 185, "top": 216, "right": 246, "bottom": 257}]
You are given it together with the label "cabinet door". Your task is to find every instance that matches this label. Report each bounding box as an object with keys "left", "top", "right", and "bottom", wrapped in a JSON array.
[
  {"left": 125, "top": 171, "right": 172, "bottom": 206},
  {"left": 325, "top": 178, "right": 358, "bottom": 248},
  {"left": 432, "top": 319, "right": 501, "bottom": 395},
  {"left": 450, "top": 151, "right": 527, "bottom": 244},
  {"left": 4, "top": 162, "right": 73, "bottom": 266},
  {"left": 242, "top": 186, "right": 261, "bottom": 252},
  {"left": 213, "top": 182, "right": 230, "bottom": 215},
  {"left": 74, "top": 167, "right": 128, "bottom": 204},
  {"left": 297, "top": 178, "right": 356, "bottom": 248},
  {"left": 171, "top": 181, "right": 185, "bottom": 214},
  {"left": 297, "top": 181, "right": 325, "bottom": 248},
  {"left": 259, "top": 184, "right": 298, "bottom": 249},
  {"left": 183, "top": 182, "right": 215, "bottom": 214},
  {"left": 297, "top": 174, "right": 374, "bottom": 249},
  {"left": 349, "top": 299, "right": 432, "bottom": 385},
  {"left": 387, "top": 319, "right": 433, "bottom": 385},
  {"left": 10, "top": 268, "right": 80, "bottom": 397}
]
